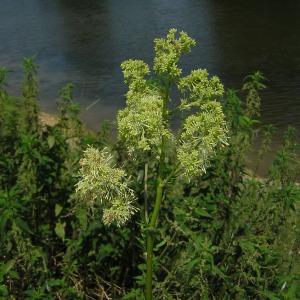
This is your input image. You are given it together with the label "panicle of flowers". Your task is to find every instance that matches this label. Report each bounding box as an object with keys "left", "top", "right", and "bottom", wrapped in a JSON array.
[
  {"left": 178, "top": 69, "right": 224, "bottom": 105},
  {"left": 177, "top": 100, "right": 228, "bottom": 178},
  {"left": 103, "top": 193, "right": 138, "bottom": 227},
  {"left": 121, "top": 59, "right": 151, "bottom": 105},
  {"left": 118, "top": 94, "right": 172, "bottom": 155},
  {"left": 118, "top": 28, "right": 228, "bottom": 179},
  {"left": 153, "top": 28, "right": 196, "bottom": 77},
  {"left": 75, "top": 146, "right": 138, "bottom": 227}
]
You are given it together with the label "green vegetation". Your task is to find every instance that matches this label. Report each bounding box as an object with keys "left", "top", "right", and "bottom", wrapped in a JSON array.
[{"left": 0, "top": 30, "right": 299, "bottom": 299}]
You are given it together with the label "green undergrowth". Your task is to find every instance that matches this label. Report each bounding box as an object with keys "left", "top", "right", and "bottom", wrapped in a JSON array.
[{"left": 0, "top": 42, "right": 299, "bottom": 300}]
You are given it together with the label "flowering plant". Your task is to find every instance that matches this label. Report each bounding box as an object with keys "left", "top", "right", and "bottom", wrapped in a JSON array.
[{"left": 76, "top": 29, "right": 228, "bottom": 299}]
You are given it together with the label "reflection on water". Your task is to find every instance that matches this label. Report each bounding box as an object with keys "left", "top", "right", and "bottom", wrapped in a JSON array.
[{"left": 1, "top": 0, "right": 299, "bottom": 144}]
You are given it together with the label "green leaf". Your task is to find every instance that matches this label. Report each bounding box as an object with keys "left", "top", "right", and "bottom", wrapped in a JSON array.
[
  {"left": 194, "top": 208, "right": 213, "bottom": 218},
  {"left": 239, "top": 240, "right": 255, "bottom": 254},
  {"left": 47, "top": 279, "right": 62, "bottom": 287},
  {"left": 34, "top": 247, "right": 46, "bottom": 259},
  {"left": 4, "top": 259, "right": 16, "bottom": 276},
  {"left": 187, "top": 257, "right": 201, "bottom": 273},
  {"left": 0, "top": 284, "right": 8, "bottom": 296},
  {"left": 8, "top": 270, "right": 19, "bottom": 279},
  {"left": 122, "top": 288, "right": 144, "bottom": 299},
  {"left": 55, "top": 204, "right": 63, "bottom": 217},
  {"left": 211, "top": 264, "right": 227, "bottom": 279},
  {"left": 173, "top": 207, "right": 186, "bottom": 216},
  {"left": 134, "top": 275, "right": 145, "bottom": 285},
  {"left": 75, "top": 207, "right": 88, "bottom": 230},
  {"left": 47, "top": 135, "right": 55, "bottom": 149},
  {"left": 55, "top": 221, "right": 66, "bottom": 242},
  {"left": 14, "top": 217, "right": 33, "bottom": 234},
  {"left": 0, "top": 213, "right": 9, "bottom": 233},
  {"left": 283, "top": 281, "right": 299, "bottom": 299},
  {"left": 256, "top": 290, "right": 281, "bottom": 300},
  {"left": 258, "top": 245, "right": 270, "bottom": 253},
  {"left": 6, "top": 242, "right": 12, "bottom": 253},
  {"left": 153, "top": 239, "right": 166, "bottom": 252}
]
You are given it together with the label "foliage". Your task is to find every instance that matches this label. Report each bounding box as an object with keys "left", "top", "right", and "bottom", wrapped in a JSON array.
[
  {"left": 144, "top": 72, "right": 300, "bottom": 299},
  {"left": 0, "top": 57, "right": 118, "bottom": 298},
  {"left": 0, "top": 31, "right": 299, "bottom": 300}
]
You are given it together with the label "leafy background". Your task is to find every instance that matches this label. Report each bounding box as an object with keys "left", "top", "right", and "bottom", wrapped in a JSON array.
[{"left": 0, "top": 54, "right": 299, "bottom": 299}]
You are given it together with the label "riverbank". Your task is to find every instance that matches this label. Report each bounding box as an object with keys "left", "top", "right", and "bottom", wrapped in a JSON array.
[
  {"left": 39, "top": 111, "right": 59, "bottom": 127},
  {"left": 38, "top": 110, "right": 101, "bottom": 138}
]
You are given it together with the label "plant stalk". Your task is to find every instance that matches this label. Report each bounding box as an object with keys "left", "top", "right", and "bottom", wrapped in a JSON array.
[{"left": 145, "top": 76, "right": 170, "bottom": 300}]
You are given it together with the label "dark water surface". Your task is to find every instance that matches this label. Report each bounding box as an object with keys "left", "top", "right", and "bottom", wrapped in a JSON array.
[{"left": 1, "top": 0, "right": 300, "bottom": 146}]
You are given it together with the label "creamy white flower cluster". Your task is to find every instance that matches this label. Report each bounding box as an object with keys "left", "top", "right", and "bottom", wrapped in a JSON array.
[
  {"left": 178, "top": 69, "right": 224, "bottom": 105},
  {"left": 75, "top": 146, "right": 138, "bottom": 227},
  {"left": 117, "top": 29, "right": 195, "bottom": 157},
  {"left": 117, "top": 29, "right": 228, "bottom": 178},
  {"left": 176, "top": 69, "right": 228, "bottom": 177},
  {"left": 177, "top": 101, "right": 228, "bottom": 177},
  {"left": 154, "top": 28, "right": 196, "bottom": 77},
  {"left": 121, "top": 59, "right": 151, "bottom": 104},
  {"left": 118, "top": 94, "right": 172, "bottom": 155}
]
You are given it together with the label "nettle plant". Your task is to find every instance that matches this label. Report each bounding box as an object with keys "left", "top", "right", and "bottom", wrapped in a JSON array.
[{"left": 76, "top": 29, "right": 228, "bottom": 299}]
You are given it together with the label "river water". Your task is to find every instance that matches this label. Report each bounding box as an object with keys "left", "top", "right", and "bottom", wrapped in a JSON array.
[{"left": 1, "top": 0, "right": 300, "bottom": 149}]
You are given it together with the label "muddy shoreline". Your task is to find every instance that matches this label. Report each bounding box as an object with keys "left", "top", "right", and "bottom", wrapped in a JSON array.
[{"left": 39, "top": 111, "right": 59, "bottom": 127}]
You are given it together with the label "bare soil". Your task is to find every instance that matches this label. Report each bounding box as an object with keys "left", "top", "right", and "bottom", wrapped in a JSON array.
[{"left": 39, "top": 112, "right": 59, "bottom": 127}]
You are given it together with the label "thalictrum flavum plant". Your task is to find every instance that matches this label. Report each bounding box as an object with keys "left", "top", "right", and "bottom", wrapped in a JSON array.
[{"left": 75, "top": 29, "right": 228, "bottom": 299}]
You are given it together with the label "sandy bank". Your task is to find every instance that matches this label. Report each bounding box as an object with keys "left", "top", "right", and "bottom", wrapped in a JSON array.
[{"left": 39, "top": 111, "right": 59, "bottom": 127}]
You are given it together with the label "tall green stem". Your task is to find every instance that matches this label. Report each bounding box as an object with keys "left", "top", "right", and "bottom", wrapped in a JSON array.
[{"left": 145, "top": 77, "right": 170, "bottom": 300}]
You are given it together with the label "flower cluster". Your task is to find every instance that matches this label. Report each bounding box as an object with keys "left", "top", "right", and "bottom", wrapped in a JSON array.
[
  {"left": 177, "top": 101, "right": 228, "bottom": 177},
  {"left": 117, "top": 94, "right": 172, "bottom": 155},
  {"left": 117, "top": 29, "right": 228, "bottom": 177},
  {"left": 75, "top": 146, "right": 138, "bottom": 227},
  {"left": 175, "top": 67, "right": 228, "bottom": 177},
  {"left": 154, "top": 28, "right": 196, "bottom": 77},
  {"left": 121, "top": 59, "right": 151, "bottom": 105},
  {"left": 178, "top": 69, "right": 224, "bottom": 104}
]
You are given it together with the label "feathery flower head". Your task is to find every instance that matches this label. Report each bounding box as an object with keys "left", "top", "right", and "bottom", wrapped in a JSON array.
[
  {"left": 117, "top": 94, "right": 172, "bottom": 155},
  {"left": 75, "top": 146, "right": 138, "bottom": 227},
  {"left": 177, "top": 101, "right": 228, "bottom": 177},
  {"left": 154, "top": 28, "right": 196, "bottom": 77}
]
